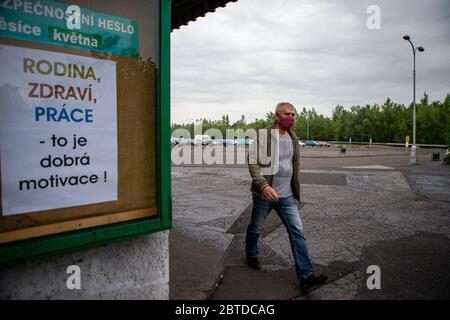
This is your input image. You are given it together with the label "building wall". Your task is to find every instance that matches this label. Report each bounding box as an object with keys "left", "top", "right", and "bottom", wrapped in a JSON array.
[{"left": 0, "top": 231, "right": 169, "bottom": 299}]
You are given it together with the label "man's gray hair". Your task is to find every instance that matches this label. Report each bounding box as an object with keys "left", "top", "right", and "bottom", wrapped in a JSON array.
[{"left": 275, "top": 102, "right": 296, "bottom": 114}]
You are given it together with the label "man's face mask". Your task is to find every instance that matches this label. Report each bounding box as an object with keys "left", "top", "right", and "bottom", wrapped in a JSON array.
[{"left": 277, "top": 114, "right": 295, "bottom": 130}]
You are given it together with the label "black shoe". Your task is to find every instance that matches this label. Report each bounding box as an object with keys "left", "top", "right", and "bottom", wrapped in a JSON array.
[
  {"left": 299, "top": 274, "right": 328, "bottom": 293},
  {"left": 246, "top": 257, "right": 262, "bottom": 271}
]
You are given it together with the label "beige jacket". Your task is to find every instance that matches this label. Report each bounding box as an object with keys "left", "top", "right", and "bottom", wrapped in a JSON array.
[{"left": 248, "top": 124, "right": 301, "bottom": 201}]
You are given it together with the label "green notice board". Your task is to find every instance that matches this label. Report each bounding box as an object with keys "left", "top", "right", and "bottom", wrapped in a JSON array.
[
  {"left": 0, "top": 0, "right": 171, "bottom": 266},
  {"left": 0, "top": 0, "right": 140, "bottom": 57}
]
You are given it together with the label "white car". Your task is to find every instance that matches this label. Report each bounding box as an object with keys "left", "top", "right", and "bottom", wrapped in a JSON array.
[
  {"left": 298, "top": 140, "right": 306, "bottom": 147},
  {"left": 178, "top": 138, "right": 192, "bottom": 145},
  {"left": 194, "top": 135, "right": 211, "bottom": 145}
]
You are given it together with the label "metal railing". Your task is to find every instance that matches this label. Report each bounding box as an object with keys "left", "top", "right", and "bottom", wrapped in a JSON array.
[{"left": 326, "top": 141, "right": 448, "bottom": 149}]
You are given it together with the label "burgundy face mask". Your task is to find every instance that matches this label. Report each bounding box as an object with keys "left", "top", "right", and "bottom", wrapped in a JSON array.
[{"left": 278, "top": 115, "right": 295, "bottom": 130}]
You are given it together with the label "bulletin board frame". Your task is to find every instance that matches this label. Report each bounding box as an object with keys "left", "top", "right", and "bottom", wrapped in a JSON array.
[{"left": 0, "top": 0, "right": 172, "bottom": 267}]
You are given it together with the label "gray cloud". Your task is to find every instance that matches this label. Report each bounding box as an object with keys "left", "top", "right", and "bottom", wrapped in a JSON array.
[{"left": 171, "top": 0, "right": 450, "bottom": 123}]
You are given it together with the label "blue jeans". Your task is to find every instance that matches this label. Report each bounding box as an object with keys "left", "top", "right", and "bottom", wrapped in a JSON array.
[{"left": 246, "top": 193, "right": 315, "bottom": 281}]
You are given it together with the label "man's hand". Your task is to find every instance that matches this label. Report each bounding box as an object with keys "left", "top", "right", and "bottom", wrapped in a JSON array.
[{"left": 261, "top": 186, "right": 279, "bottom": 202}]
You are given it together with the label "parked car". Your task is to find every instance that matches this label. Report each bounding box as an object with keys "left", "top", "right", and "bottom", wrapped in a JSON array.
[
  {"left": 178, "top": 138, "right": 192, "bottom": 145},
  {"left": 194, "top": 135, "right": 211, "bottom": 145},
  {"left": 170, "top": 137, "right": 179, "bottom": 145},
  {"left": 222, "top": 139, "right": 235, "bottom": 146},
  {"left": 318, "top": 141, "right": 331, "bottom": 147},
  {"left": 305, "top": 140, "right": 320, "bottom": 147},
  {"left": 298, "top": 140, "right": 305, "bottom": 147},
  {"left": 210, "top": 139, "right": 221, "bottom": 145},
  {"left": 191, "top": 138, "right": 203, "bottom": 145},
  {"left": 316, "top": 141, "right": 325, "bottom": 147}
]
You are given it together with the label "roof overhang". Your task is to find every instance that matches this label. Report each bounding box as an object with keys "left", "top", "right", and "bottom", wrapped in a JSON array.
[{"left": 172, "top": 0, "right": 238, "bottom": 30}]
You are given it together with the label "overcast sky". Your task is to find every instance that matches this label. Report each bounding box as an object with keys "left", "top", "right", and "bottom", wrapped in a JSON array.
[{"left": 171, "top": 0, "right": 450, "bottom": 124}]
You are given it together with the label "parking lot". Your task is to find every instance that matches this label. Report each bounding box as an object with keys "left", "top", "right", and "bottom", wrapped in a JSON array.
[
  {"left": 170, "top": 145, "right": 450, "bottom": 299},
  {"left": 171, "top": 143, "right": 446, "bottom": 167}
]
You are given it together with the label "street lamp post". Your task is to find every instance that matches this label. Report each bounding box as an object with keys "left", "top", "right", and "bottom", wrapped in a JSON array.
[
  {"left": 403, "top": 35, "right": 424, "bottom": 165},
  {"left": 306, "top": 116, "right": 309, "bottom": 141}
]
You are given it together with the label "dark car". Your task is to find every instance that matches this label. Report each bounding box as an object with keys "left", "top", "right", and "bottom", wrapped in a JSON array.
[{"left": 305, "top": 140, "right": 320, "bottom": 147}]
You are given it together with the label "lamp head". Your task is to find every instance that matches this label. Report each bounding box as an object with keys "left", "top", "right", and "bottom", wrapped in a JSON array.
[{"left": 403, "top": 35, "right": 411, "bottom": 41}]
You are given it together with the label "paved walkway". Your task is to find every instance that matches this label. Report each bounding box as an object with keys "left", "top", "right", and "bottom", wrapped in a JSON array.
[{"left": 170, "top": 154, "right": 450, "bottom": 300}]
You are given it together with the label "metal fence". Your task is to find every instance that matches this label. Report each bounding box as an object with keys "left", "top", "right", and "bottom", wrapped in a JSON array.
[{"left": 326, "top": 141, "right": 448, "bottom": 149}]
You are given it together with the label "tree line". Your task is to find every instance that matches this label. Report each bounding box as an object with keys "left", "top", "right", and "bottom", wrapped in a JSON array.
[{"left": 171, "top": 93, "right": 450, "bottom": 146}]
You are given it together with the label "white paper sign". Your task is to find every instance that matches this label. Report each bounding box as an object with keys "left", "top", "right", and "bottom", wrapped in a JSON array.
[{"left": 0, "top": 44, "right": 117, "bottom": 216}]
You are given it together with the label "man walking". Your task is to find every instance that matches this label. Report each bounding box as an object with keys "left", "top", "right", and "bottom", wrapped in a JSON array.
[{"left": 246, "top": 102, "right": 327, "bottom": 293}]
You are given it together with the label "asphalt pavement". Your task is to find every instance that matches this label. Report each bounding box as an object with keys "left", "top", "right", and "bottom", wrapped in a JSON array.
[{"left": 169, "top": 146, "right": 450, "bottom": 299}]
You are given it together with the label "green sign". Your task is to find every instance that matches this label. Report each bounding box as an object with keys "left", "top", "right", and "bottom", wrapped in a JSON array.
[{"left": 0, "top": 0, "right": 139, "bottom": 57}]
